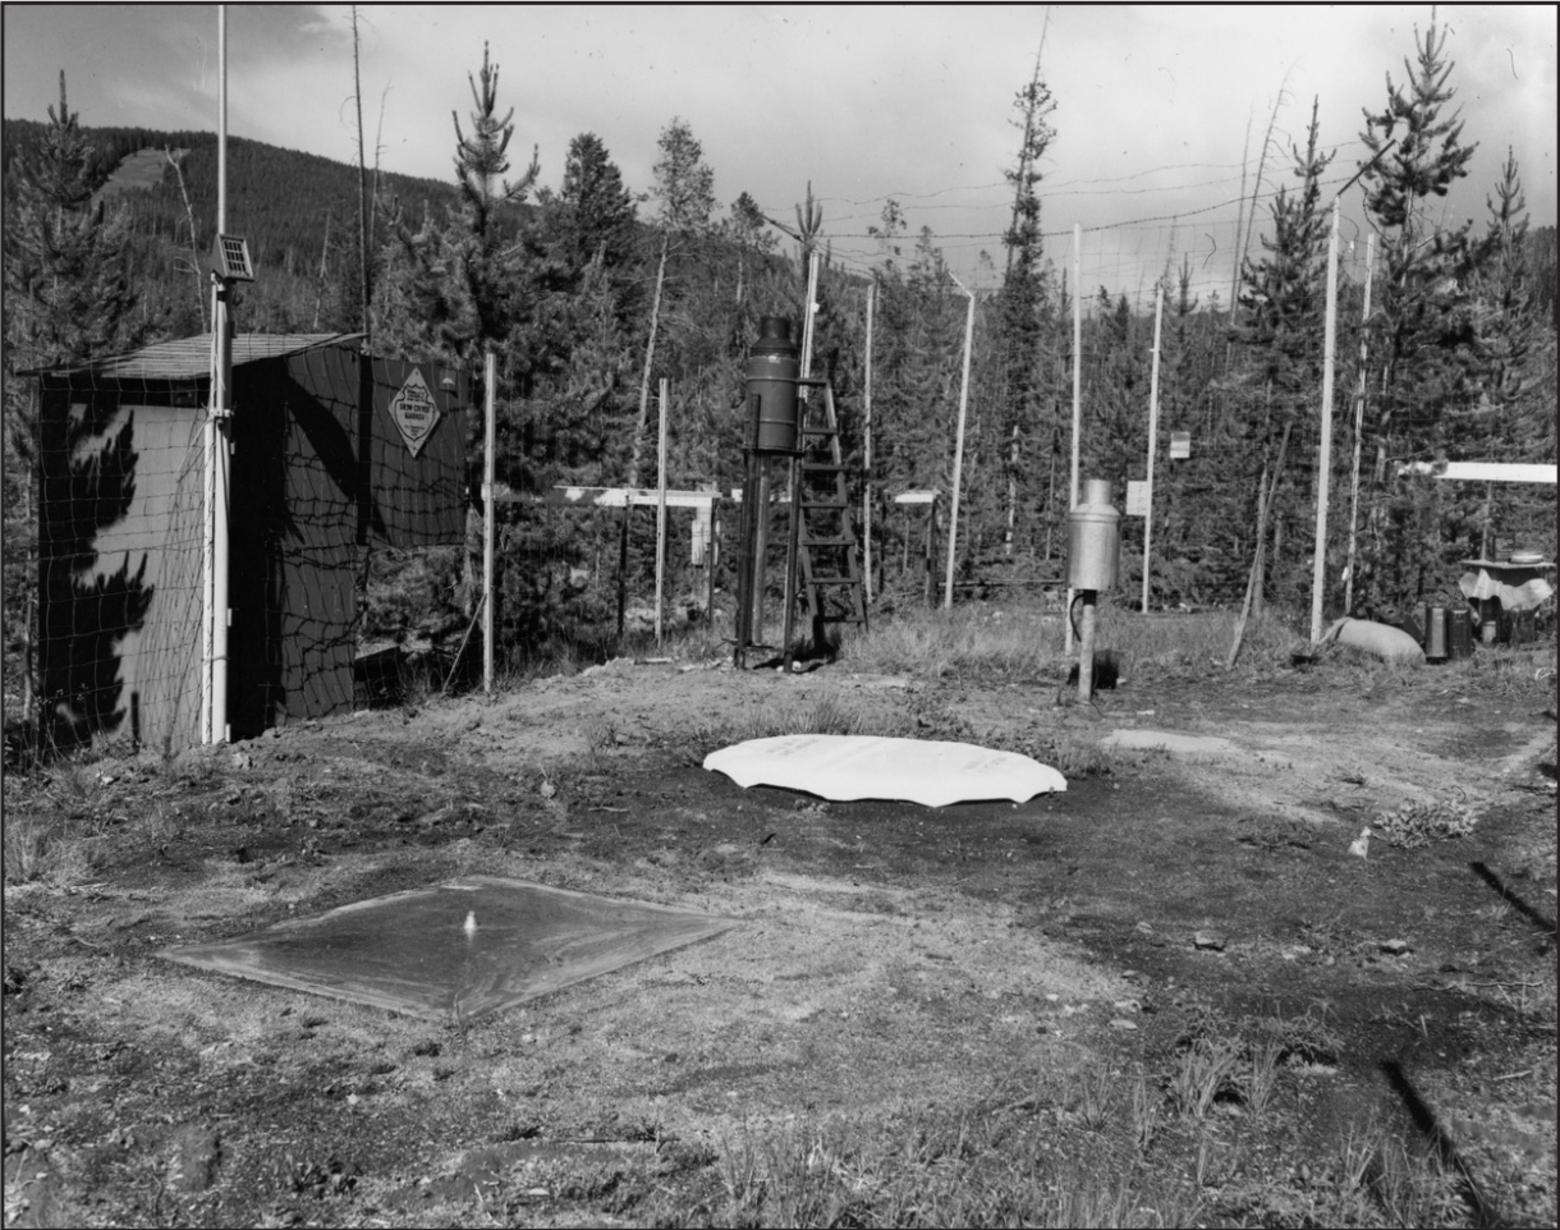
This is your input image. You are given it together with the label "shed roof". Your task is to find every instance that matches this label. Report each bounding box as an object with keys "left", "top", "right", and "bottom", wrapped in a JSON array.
[{"left": 31, "top": 332, "right": 365, "bottom": 382}]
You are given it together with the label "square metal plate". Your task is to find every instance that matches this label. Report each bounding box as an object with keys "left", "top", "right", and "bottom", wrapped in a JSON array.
[{"left": 161, "top": 876, "right": 735, "bottom": 1021}]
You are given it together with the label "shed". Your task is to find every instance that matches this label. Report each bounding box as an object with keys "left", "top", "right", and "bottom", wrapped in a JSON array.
[{"left": 34, "top": 333, "right": 468, "bottom": 753}]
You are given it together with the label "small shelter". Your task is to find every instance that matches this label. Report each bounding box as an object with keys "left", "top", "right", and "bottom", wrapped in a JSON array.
[{"left": 34, "top": 333, "right": 468, "bottom": 753}]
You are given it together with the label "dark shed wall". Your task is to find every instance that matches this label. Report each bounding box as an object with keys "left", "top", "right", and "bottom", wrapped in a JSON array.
[
  {"left": 228, "top": 357, "right": 357, "bottom": 737},
  {"left": 228, "top": 346, "right": 467, "bottom": 738},
  {"left": 37, "top": 339, "right": 468, "bottom": 750}
]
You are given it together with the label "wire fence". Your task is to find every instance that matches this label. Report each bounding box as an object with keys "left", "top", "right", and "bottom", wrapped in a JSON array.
[
  {"left": 14, "top": 336, "right": 470, "bottom": 759},
  {"left": 7, "top": 169, "right": 1554, "bottom": 760}
]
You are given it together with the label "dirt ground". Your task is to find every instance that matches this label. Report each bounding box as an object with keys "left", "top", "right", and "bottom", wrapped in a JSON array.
[{"left": 3, "top": 627, "right": 1556, "bottom": 1227}]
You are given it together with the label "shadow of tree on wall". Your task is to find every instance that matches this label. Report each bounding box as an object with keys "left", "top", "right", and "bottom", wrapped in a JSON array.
[{"left": 38, "top": 390, "right": 154, "bottom": 752}]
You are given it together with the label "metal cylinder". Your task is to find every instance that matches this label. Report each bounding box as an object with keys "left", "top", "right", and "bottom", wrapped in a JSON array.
[
  {"left": 1067, "top": 479, "right": 1121, "bottom": 591},
  {"left": 746, "top": 316, "right": 800, "bottom": 453},
  {"left": 1425, "top": 605, "right": 1447, "bottom": 660},
  {"left": 1448, "top": 608, "right": 1472, "bottom": 659}
]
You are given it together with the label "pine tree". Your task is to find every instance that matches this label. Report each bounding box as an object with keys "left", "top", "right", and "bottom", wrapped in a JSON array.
[
  {"left": 652, "top": 117, "right": 716, "bottom": 235},
  {"left": 550, "top": 132, "right": 638, "bottom": 279},
  {"left": 1355, "top": 15, "right": 1482, "bottom": 612},
  {"left": 1233, "top": 97, "right": 1332, "bottom": 610},
  {"left": 995, "top": 60, "right": 1058, "bottom": 560},
  {"left": 1467, "top": 151, "right": 1553, "bottom": 558},
  {"left": 723, "top": 191, "right": 776, "bottom": 306},
  {"left": 2, "top": 73, "right": 147, "bottom": 745},
  {"left": 451, "top": 41, "right": 540, "bottom": 354}
]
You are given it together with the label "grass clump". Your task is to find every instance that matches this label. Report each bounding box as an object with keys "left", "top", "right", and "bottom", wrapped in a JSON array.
[
  {"left": 690, "top": 693, "right": 915, "bottom": 756},
  {"left": 693, "top": 1103, "right": 1201, "bottom": 1229},
  {"left": 1370, "top": 798, "right": 1481, "bottom": 849},
  {"left": 842, "top": 601, "right": 1314, "bottom": 685},
  {"left": 2, "top": 761, "right": 115, "bottom": 887},
  {"left": 845, "top": 605, "right": 1064, "bottom": 680}
]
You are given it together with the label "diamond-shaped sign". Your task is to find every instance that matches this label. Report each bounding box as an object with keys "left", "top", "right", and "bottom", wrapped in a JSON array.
[{"left": 389, "top": 367, "right": 440, "bottom": 457}]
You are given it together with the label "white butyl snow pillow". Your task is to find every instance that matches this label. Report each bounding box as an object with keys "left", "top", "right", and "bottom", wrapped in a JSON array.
[
  {"left": 1323, "top": 617, "right": 1425, "bottom": 663},
  {"left": 703, "top": 734, "right": 1067, "bottom": 807}
]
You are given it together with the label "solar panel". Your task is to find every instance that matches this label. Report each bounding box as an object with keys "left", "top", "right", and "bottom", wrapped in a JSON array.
[{"left": 210, "top": 234, "right": 255, "bottom": 282}]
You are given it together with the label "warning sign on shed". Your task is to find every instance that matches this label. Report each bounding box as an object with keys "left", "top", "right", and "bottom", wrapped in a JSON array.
[{"left": 389, "top": 367, "right": 440, "bottom": 457}]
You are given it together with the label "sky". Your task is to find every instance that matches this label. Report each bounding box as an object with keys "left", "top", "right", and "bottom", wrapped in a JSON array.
[{"left": 4, "top": 4, "right": 1556, "bottom": 306}]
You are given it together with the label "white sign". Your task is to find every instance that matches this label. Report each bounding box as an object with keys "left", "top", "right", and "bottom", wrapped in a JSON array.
[
  {"left": 389, "top": 367, "right": 440, "bottom": 457},
  {"left": 1125, "top": 480, "right": 1150, "bottom": 517}
]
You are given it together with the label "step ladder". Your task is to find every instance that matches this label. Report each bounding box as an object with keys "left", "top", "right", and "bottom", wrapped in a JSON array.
[{"left": 793, "top": 382, "right": 868, "bottom": 645}]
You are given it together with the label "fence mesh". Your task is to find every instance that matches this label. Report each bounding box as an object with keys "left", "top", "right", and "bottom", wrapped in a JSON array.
[
  {"left": 9, "top": 201, "right": 1554, "bottom": 763},
  {"left": 20, "top": 337, "right": 471, "bottom": 758}
]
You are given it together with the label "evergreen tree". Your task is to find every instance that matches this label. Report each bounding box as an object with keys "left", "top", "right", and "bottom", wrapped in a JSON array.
[
  {"left": 1467, "top": 151, "right": 1554, "bottom": 558},
  {"left": 549, "top": 132, "right": 638, "bottom": 279},
  {"left": 2, "top": 73, "right": 148, "bottom": 746},
  {"left": 535, "top": 134, "right": 640, "bottom": 484},
  {"left": 1356, "top": 15, "right": 1482, "bottom": 612},
  {"left": 995, "top": 61, "right": 1058, "bottom": 560},
  {"left": 1232, "top": 97, "right": 1332, "bottom": 611},
  {"left": 4, "top": 73, "right": 141, "bottom": 375},
  {"left": 723, "top": 190, "right": 777, "bottom": 306},
  {"left": 651, "top": 116, "right": 715, "bottom": 235},
  {"left": 451, "top": 41, "right": 541, "bottom": 355}
]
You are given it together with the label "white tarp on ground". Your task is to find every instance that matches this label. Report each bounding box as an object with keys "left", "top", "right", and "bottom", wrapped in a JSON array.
[{"left": 703, "top": 734, "right": 1067, "bottom": 807}]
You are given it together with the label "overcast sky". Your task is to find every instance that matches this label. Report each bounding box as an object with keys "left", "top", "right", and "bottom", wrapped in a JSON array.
[{"left": 4, "top": 4, "right": 1556, "bottom": 304}]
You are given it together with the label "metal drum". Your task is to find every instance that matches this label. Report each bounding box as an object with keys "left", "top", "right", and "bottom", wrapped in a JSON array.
[
  {"left": 1067, "top": 479, "right": 1121, "bottom": 591},
  {"left": 1425, "top": 606, "right": 1448, "bottom": 660},
  {"left": 1447, "top": 608, "right": 1472, "bottom": 659},
  {"left": 746, "top": 317, "right": 800, "bottom": 453}
]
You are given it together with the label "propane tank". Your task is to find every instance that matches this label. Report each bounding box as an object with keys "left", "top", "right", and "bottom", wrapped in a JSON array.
[
  {"left": 1067, "top": 478, "right": 1121, "bottom": 591},
  {"left": 746, "top": 316, "right": 800, "bottom": 453}
]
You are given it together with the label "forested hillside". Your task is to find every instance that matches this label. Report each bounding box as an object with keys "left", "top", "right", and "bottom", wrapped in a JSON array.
[
  {"left": 2, "top": 117, "right": 464, "bottom": 335},
  {"left": 4, "top": 19, "right": 1555, "bottom": 693}
]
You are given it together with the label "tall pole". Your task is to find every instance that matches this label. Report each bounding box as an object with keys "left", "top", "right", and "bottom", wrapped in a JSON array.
[
  {"left": 620, "top": 234, "right": 668, "bottom": 642},
  {"left": 1141, "top": 282, "right": 1164, "bottom": 614},
  {"left": 1343, "top": 231, "right": 1375, "bottom": 615},
  {"left": 1309, "top": 199, "right": 1341, "bottom": 643},
  {"left": 206, "top": 3, "right": 232, "bottom": 745},
  {"left": 1066, "top": 222, "right": 1082, "bottom": 650},
  {"left": 482, "top": 349, "right": 496, "bottom": 693},
  {"left": 800, "top": 250, "right": 821, "bottom": 378},
  {"left": 862, "top": 281, "right": 875, "bottom": 603},
  {"left": 943, "top": 276, "right": 975, "bottom": 609},
  {"left": 654, "top": 377, "right": 669, "bottom": 651},
  {"left": 352, "top": 5, "right": 371, "bottom": 341}
]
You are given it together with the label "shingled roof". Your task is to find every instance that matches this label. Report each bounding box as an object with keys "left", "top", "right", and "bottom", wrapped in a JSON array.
[{"left": 30, "top": 332, "right": 366, "bottom": 381}]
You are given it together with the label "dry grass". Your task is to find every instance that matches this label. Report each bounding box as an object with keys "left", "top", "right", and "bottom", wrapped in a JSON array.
[
  {"left": 689, "top": 692, "right": 915, "bottom": 754},
  {"left": 840, "top": 601, "right": 1309, "bottom": 684},
  {"left": 3, "top": 763, "right": 113, "bottom": 887},
  {"left": 844, "top": 605, "right": 1064, "bottom": 679},
  {"left": 694, "top": 1102, "right": 1203, "bottom": 1229},
  {"left": 3, "top": 755, "right": 185, "bottom": 888}
]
